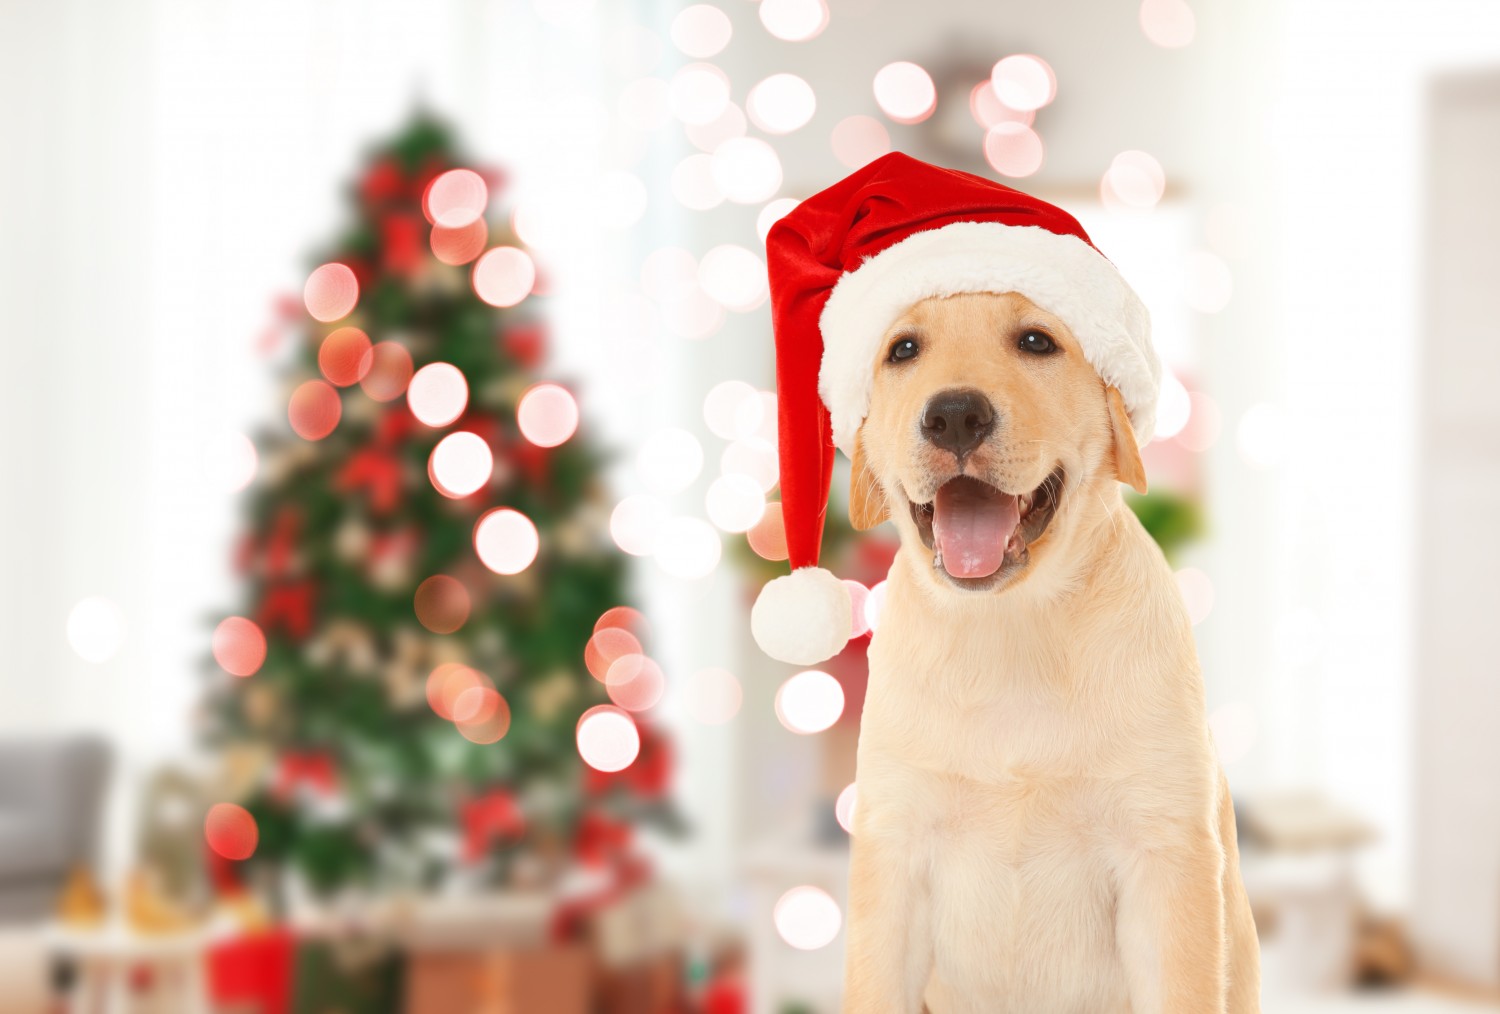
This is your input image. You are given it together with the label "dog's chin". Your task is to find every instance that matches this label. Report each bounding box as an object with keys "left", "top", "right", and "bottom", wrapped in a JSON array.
[{"left": 907, "top": 466, "right": 1065, "bottom": 593}]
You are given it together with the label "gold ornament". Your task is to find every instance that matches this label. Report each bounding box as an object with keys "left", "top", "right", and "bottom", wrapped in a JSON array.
[{"left": 530, "top": 670, "right": 577, "bottom": 723}]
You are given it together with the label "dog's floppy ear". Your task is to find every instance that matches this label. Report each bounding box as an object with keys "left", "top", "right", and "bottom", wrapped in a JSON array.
[
  {"left": 848, "top": 429, "right": 888, "bottom": 530},
  {"left": 1105, "top": 385, "right": 1149, "bottom": 495}
]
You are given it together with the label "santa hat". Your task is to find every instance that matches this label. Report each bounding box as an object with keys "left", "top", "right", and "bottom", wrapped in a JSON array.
[{"left": 750, "top": 151, "right": 1160, "bottom": 666}]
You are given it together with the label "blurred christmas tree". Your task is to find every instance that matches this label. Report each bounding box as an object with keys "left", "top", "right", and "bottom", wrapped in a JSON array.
[{"left": 204, "top": 113, "right": 677, "bottom": 900}]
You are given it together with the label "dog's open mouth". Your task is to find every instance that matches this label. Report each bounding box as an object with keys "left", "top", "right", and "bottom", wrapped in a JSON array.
[{"left": 909, "top": 467, "right": 1065, "bottom": 585}]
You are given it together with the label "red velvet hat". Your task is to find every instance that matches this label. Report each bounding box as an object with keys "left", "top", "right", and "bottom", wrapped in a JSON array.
[{"left": 750, "top": 151, "right": 1160, "bottom": 665}]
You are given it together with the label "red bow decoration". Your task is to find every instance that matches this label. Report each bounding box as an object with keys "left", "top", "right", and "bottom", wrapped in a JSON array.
[
  {"left": 502, "top": 321, "right": 547, "bottom": 369},
  {"left": 381, "top": 212, "right": 425, "bottom": 277},
  {"left": 336, "top": 447, "right": 403, "bottom": 515},
  {"left": 256, "top": 580, "right": 316, "bottom": 640},
  {"left": 360, "top": 157, "right": 405, "bottom": 206},
  {"left": 273, "top": 751, "right": 337, "bottom": 804},
  {"left": 460, "top": 790, "right": 525, "bottom": 864}
]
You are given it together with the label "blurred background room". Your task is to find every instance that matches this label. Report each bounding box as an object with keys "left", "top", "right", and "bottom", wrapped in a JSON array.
[{"left": 2, "top": 0, "right": 1499, "bottom": 1011}]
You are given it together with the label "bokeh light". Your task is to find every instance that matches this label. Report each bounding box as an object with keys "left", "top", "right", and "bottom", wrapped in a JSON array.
[
  {"left": 844, "top": 580, "right": 870, "bottom": 639},
  {"left": 288, "top": 380, "right": 342, "bottom": 441},
  {"left": 577, "top": 705, "right": 641, "bottom": 772},
  {"left": 873, "top": 61, "right": 937, "bottom": 125},
  {"left": 706, "top": 473, "right": 767, "bottom": 533},
  {"left": 456, "top": 689, "right": 513, "bottom": 744},
  {"left": 212, "top": 616, "right": 267, "bottom": 677},
  {"left": 1141, "top": 0, "right": 1196, "bottom": 48},
  {"left": 748, "top": 73, "right": 817, "bottom": 134},
  {"left": 687, "top": 101, "right": 748, "bottom": 153},
  {"left": 722, "top": 439, "right": 780, "bottom": 493},
  {"left": 66, "top": 596, "right": 125, "bottom": 664},
  {"left": 747, "top": 501, "right": 789, "bottom": 560},
  {"left": 1177, "top": 391, "right": 1223, "bottom": 453},
  {"left": 774, "top": 886, "right": 841, "bottom": 950},
  {"left": 606, "top": 654, "right": 666, "bottom": 712},
  {"left": 698, "top": 244, "right": 768, "bottom": 311},
  {"left": 983, "top": 123, "right": 1045, "bottom": 178},
  {"left": 775, "top": 670, "right": 844, "bottom": 734},
  {"left": 969, "top": 81, "right": 1035, "bottom": 129},
  {"left": 1103, "top": 150, "right": 1167, "bottom": 209},
  {"left": 303, "top": 263, "right": 358, "bottom": 323},
  {"left": 431, "top": 219, "right": 490, "bottom": 266},
  {"left": 596, "top": 170, "right": 649, "bottom": 230},
  {"left": 703, "top": 379, "right": 758, "bottom": 439},
  {"left": 642, "top": 247, "right": 700, "bottom": 303},
  {"left": 671, "top": 153, "right": 725, "bottom": 211},
  {"left": 595, "top": 605, "right": 651, "bottom": 640},
  {"left": 990, "top": 54, "right": 1056, "bottom": 111},
  {"left": 669, "top": 63, "right": 731, "bottom": 126},
  {"left": 424, "top": 169, "right": 488, "bottom": 228},
  {"left": 660, "top": 288, "right": 727, "bottom": 340},
  {"left": 1236, "top": 403, "right": 1286, "bottom": 469},
  {"left": 473, "top": 508, "right": 540, "bottom": 575},
  {"left": 472, "top": 247, "right": 537, "bottom": 308},
  {"left": 427, "top": 663, "right": 490, "bottom": 720},
  {"left": 758, "top": 0, "right": 829, "bottom": 41},
  {"left": 637, "top": 428, "right": 704, "bottom": 495},
  {"left": 831, "top": 115, "right": 891, "bottom": 169},
  {"left": 1183, "top": 250, "right": 1233, "bottom": 313},
  {"left": 610, "top": 494, "right": 668, "bottom": 556},
  {"left": 1209, "top": 701, "right": 1256, "bottom": 765},
  {"left": 864, "top": 579, "right": 889, "bottom": 632},
  {"left": 318, "top": 327, "right": 374, "bottom": 387},
  {"left": 654, "top": 517, "right": 722, "bottom": 579},
  {"left": 835, "top": 782, "right": 858, "bottom": 834},
  {"left": 619, "top": 77, "right": 672, "bottom": 131},
  {"left": 1153, "top": 371, "right": 1192, "bottom": 441},
  {"left": 586, "top": 626, "right": 644, "bottom": 682},
  {"left": 429, "top": 431, "right": 494, "bottom": 498},
  {"left": 733, "top": 390, "right": 778, "bottom": 444},
  {"left": 407, "top": 362, "right": 469, "bottom": 428},
  {"left": 204, "top": 803, "right": 258, "bottom": 862},
  {"left": 711, "top": 137, "right": 784, "bottom": 205},
  {"left": 413, "top": 575, "right": 471, "bottom": 634},
  {"left": 670, "top": 4, "right": 732, "bottom": 57},
  {"left": 517, "top": 383, "right": 579, "bottom": 448},
  {"left": 757, "top": 197, "right": 800, "bottom": 243},
  {"left": 359, "top": 342, "right": 415, "bottom": 403},
  {"left": 218, "top": 431, "right": 258, "bottom": 493},
  {"left": 685, "top": 667, "right": 743, "bottom": 725},
  {"left": 1174, "top": 566, "right": 1215, "bottom": 625}
]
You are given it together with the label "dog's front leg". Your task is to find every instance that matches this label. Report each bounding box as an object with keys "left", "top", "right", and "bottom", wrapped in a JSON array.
[
  {"left": 842, "top": 826, "right": 932, "bottom": 1013},
  {"left": 1114, "top": 837, "right": 1228, "bottom": 1013}
]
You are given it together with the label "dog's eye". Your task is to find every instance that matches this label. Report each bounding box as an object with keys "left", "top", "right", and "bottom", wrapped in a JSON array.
[
  {"left": 1019, "top": 329, "right": 1056, "bottom": 355},
  {"left": 888, "top": 338, "right": 920, "bottom": 363}
]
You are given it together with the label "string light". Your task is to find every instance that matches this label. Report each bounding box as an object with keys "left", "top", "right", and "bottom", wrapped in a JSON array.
[
  {"left": 413, "top": 575, "right": 472, "bottom": 634},
  {"left": 577, "top": 705, "right": 641, "bottom": 772},
  {"left": 473, "top": 247, "right": 536, "bottom": 308},
  {"left": 212, "top": 616, "right": 267, "bottom": 677},
  {"left": 288, "top": 380, "right": 341, "bottom": 441},
  {"left": 359, "top": 342, "right": 414, "bottom": 403},
  {"left": 748, "top": 74, "right": 817, "bottom": 134},
  {"left": 990, "top": 55, "right": 1056, "bottom": 111},
  {"left": 774, "top": 886, "right": 841, "bottom": 950},
  {"left": 318, "top": 327, "right": 373, "bottom": 387},
  {"left": 517, "top": 383, "right": 580, "bottom": 447},
  {"left": 670, "top": 4, "right": 732, "bottom": 58},
  {"left": 873, "top": 62, "right": 937, "bottom": 124},
  {"left": 424, "top": 169, "right": 488, "bottom": 229},
  {"left": 204, "top": 803, "right": 258, "bottom": 861},
  {"left": 775, "top": 670, "right": 844, "bottom": 734},
  {"left": 407, "top": 363, "right": 469, "bottom": 428},
  {"left": 473, "top": 508, "right": 540, "bottom": 575},
  {"left": 429, "top": 432, "right": 493, "bottom": 498},
  {"left": 303, "top": 263, "right": 358, "bottom": 323}
]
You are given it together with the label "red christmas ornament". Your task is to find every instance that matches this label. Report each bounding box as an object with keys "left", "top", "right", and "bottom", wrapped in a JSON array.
[
  {"left": 256, "top": 580, "right": 316, "bottom": 640},
  {"left": 460, "top": 789, "right": 525, "bottom": 863},
  {"left": 380, "top": 212, "right": 425, "bottom": 277},
  {"left": 272, "top": 751, "right": 337, "bottom": 804},
  {"left": 336, "top": 446, "right": 404, "bottom": 515},
  {"left": 502, "top": 321, "right": 547, "bottom": 369},
  {"left": 360, "top": 157, "right": 405, "bottom": 206}
]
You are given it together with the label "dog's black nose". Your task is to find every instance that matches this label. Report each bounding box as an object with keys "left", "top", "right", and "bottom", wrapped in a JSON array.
[{"left": 921, "top": 388, "right": 996, "bottom": 458}]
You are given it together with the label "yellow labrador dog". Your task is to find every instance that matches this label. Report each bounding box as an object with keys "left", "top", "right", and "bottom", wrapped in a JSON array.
[{"left": 842, "top": 290, "right": 1259, "bottom": 1013}]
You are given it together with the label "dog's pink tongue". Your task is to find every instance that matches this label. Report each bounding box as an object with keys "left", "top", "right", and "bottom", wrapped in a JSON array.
[{"left": 933, "top": 479, "right": 1020, "bottom": 579}]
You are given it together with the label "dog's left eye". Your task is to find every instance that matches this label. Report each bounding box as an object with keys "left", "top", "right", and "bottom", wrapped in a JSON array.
[
  {"left": 1019, "top": 330, "right": 1056, "bottom": 355},
  {"left": 888, "top": 338, "right": 920, "bottom": 363}
]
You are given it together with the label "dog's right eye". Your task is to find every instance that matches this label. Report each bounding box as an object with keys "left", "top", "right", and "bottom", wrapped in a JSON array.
[{"left": 888, "top": 338, "right": 919, "bottom": 363}]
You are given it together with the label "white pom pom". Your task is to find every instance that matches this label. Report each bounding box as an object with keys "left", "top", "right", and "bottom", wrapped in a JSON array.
[{"left": 751, "top": 567, "right": 852, "bottom": 665}]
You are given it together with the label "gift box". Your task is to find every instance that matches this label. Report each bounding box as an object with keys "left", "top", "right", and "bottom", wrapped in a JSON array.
[{"left": 404, "top": 943, "right": 591, "bottom": 1014}]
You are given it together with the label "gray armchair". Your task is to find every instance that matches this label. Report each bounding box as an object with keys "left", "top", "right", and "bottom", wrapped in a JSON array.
[{"left": 0, "top": 735, "right": 111, "bottom": 922}]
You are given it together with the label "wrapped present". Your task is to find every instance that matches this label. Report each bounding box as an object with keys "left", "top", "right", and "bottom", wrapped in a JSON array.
[
  {"left": 206, "top": 928, "right": 294, "bottom": 1014},
  {"left": 404, "top": 943, "right": 591, "bottom": 1014}
]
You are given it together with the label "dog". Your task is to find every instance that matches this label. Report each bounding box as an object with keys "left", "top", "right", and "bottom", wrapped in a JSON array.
[{"left": 840, "top": 289, "right": 1260, "bottom": 1013}]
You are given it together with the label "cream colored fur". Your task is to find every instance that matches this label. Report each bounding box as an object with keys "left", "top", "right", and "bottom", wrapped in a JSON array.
[{"left": 842, "top": 292, "right": 1259, "bottom": 1013}]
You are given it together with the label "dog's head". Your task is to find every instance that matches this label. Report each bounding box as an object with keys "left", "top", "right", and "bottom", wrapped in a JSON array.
[{"left": 850, "top": 290, "right": 1147, "bottom": 595}]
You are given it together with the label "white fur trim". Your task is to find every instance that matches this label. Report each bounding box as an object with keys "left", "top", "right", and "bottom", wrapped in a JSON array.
[
  {"left": 818, "top": 221, "right": 1160, "bottom": 455},
  {"left": 751, "top": 567, "right": 852, "bottom": 665}
]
